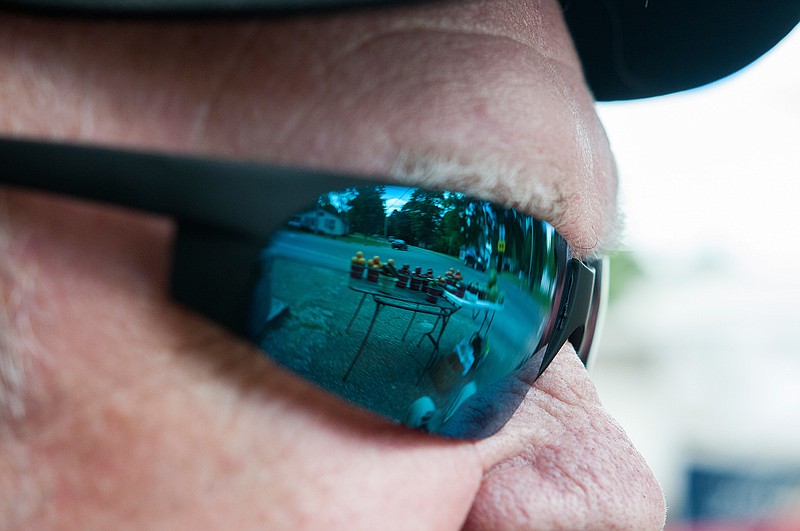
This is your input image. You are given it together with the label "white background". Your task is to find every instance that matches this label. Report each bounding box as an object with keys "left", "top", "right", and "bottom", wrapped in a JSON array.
[{"left": 593, "top": 25, "right": 800, "bottom": 521}]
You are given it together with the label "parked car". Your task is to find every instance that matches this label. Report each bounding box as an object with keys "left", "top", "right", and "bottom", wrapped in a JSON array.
[
  {"left": 464, "top": 251, "right": 487, "bottom": 271},
  {"left": 391, "top": 239, "right": 408, "bottom": 251}
]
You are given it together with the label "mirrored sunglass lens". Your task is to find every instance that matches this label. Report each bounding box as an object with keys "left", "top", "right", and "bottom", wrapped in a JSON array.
[{"left": 249, "top": 185, "right": 566, "bottom": 439}]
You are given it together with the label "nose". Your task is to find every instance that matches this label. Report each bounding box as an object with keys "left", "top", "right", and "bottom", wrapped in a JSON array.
[{"left": 467, "top": 349, "right": 667, "bottom": 530}]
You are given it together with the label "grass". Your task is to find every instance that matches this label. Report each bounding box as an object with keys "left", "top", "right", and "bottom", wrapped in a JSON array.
[
  {"left": 337, "top": 233, "right": 392, "bottom": 247},
  {"left": 499, "top": 270, "right": 527, "bottom": 289}
]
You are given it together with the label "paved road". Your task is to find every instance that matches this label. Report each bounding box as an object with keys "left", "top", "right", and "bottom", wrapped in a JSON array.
[
  {"left": 265, "top": 230, "right": 553, "bottom": 376},
  {"left": 267, "top": 229, "right": 490, "bottom": 285}
]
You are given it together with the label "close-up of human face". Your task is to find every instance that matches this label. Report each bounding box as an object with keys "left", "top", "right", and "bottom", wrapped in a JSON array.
[{"left": 0, "top": 0, "right": 667, "bottom": 529}]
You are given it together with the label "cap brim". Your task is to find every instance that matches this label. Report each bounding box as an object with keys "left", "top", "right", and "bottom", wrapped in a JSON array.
[{"left": 561, "top": 0, "right": 800, "bottom": 101}]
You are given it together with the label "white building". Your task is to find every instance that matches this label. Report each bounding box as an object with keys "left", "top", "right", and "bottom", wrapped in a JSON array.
[{"left": 295, "top": 208, "right": 348, "bottom": 236}]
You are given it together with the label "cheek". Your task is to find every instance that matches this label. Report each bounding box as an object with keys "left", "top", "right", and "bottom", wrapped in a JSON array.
[
  {"left": 0, "top": 191, "right": 174, "bottom": 429},
  {"left": 20, "top": 273, "right": 484, "bottom": 529}
]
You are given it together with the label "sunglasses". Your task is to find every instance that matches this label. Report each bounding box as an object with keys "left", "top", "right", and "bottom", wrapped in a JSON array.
[{"left": 1, "top": 138, "right": 606, "bottom": 439}]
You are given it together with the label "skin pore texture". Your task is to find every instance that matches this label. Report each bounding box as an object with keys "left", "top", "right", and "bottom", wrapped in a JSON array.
[{"left": 0, "top": 0, "right": 666, "bottom": 529}]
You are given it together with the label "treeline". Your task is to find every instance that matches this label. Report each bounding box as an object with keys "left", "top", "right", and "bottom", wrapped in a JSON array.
[{"left": 316, "top": 186, "right": 559, "bottom": 296}]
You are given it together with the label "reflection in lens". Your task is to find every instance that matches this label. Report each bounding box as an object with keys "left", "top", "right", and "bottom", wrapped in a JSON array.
[{"left": 250, "top": 185, "right": 566, "bottom": 439}]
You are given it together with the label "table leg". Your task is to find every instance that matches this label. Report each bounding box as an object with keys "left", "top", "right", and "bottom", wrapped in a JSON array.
[
  {"left": 477, "top": 309, "right": 490, "bottom": 335},
  {"left": 415, "top": 310, "right": 455, "bottom": 385},
  {"left": 417, "top": 315, "right": 442, "bottom": 348},
  {"left": 432, "top": 313, "right": 454, "bottom": 355},
  {"left": 483, "top": 310, "right": 497, "bottom": 335},
  {"left": 345, "top": 293, "right": 368, "bottom": 333},
  {"left": 343, "top": 299, "right": 383, "bottom": 381},
  {"left": 401, "top": 309, "right": 418, "bottom": 342}
]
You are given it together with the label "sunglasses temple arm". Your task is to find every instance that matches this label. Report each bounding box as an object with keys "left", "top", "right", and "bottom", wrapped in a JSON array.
[
  {"left": 576, "top": 256, "right": 609, "bottom": 368},
  {"left": 170, "top": 221, "right": 266, "bottom": 338},
  {"left": 537, "top": 258, "right": 597, "bottom": 378},
  {"left": 0, "top": 138, "right": 371, "bottom": 238}
]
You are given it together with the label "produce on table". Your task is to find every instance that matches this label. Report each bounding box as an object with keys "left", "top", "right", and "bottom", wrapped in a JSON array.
[
  {"left": 368, "top": 256, "right": 382, "bottom": 268},
  {"left": 352, "top": 251, "right": 368, "bottom": 265},
  {"left": 443, "top": 268, "right": 463, "bottom": 281},
  {"left": 381, "top": 261, "right": 398, "bottom": 277}
]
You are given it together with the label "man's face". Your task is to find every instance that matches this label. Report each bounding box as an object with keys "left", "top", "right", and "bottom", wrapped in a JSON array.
[{"left": 0, "top": 0, "right": 666, "bottom": 528}]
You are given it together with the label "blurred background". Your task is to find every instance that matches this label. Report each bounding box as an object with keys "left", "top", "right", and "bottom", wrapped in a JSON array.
[{"left": 593, "top": 25, "right": 800, "bottom": 528}]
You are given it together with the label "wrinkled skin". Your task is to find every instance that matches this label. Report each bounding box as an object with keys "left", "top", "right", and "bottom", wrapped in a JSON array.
[{"left": 0, "top": 0, "right": 666, "bottom": 529}]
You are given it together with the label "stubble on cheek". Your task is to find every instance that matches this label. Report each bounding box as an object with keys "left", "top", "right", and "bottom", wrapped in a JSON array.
[
  {"left": 0, "top": 191, "right": 52, "bottom": 526},
  {"left": 0, "top": 190, "right": 180, "bottom": 526},
  {"left": 0, "top": 193, "right": 25, "bottom": 423}
]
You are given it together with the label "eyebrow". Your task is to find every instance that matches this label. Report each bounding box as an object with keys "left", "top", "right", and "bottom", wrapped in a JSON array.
[{"left": 390, "top": 149, "right": 622, "bottom": 257}]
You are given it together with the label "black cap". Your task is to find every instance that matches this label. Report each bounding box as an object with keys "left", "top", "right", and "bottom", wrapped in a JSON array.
[
  {"left": 4, "top": 0, "right": 800, "bottom": 101},
  {"left": 560, "top": 0, "right": 800, "bottom": 101}
]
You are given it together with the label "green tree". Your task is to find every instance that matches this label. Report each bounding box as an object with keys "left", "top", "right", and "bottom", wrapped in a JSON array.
[
  {"left": 346, "top": 186, "right": 386, "bottom": 235},
  {"left": 401, "top": 189, "right": 444, "bottom": 249},
  {"left": 436, "top": 208, "right": 463, "bottom": 255},
  {"left": 387, "top": 209, "right": 413, "bottom": 242},
  {"left": 317, "top": 192, "right": 343, "bottom": 216}
]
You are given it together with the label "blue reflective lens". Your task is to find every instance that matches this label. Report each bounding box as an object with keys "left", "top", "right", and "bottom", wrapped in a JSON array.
[{"left": 249, "top": 185, "right": 569, "bottom": 439}]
